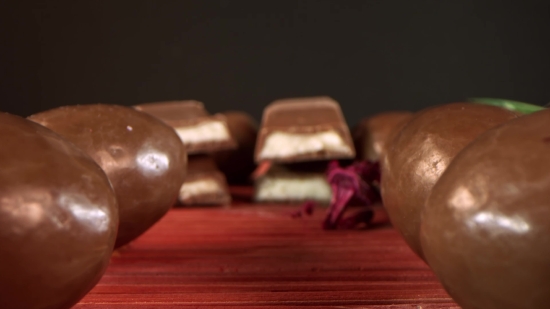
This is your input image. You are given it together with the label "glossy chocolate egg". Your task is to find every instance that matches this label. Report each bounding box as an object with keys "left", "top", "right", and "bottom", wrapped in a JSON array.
[
  {"left": 420, "top": 109, "right": 550, "bottom": 309},
  {"left": 0, "top": 113, "right": 118, "bottom": 309},
  {"left": 29, "top": 104, "right": 187, "bottom": 248},
  {"left": 381, "top": 103, "right": 517, "bottom": 260},
  {"left": 353, "top": 111, "right": 413, "bottom": 161}
]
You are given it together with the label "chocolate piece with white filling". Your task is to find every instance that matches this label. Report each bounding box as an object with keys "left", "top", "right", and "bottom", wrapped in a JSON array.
[
  {"left": 255, "top": 97, "right": 355, "bottom": 163},
  {"left": 211, "top": 111, "right": 258, "bottom": 184},
  {"left": 135, "top": 101, "right": 236, "bottom": 154},
  {"left": 253, "top": 162, "right": 332, "bottom": 204},
  {"left": 179, "top": 155, "right": 231, "bottom": 205}
]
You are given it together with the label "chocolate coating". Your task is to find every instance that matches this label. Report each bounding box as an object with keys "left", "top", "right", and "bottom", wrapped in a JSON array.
[
  {"left": 29, "top": 104, "right": 187, "bottom": 248},
  {"left": 211, "top": 111, "right": 258, "bottom": 184},
  {"left": 420, "top": 109, "right": 550, "bottom": 309},
  {"left": 381, "top": 103, "right": 517, "bottom": 260},
  {"left": 353, "top": 111, "right": 413, "bottom": 161},
  {"left": 0, "top": 112, "right": 118, "bottom": 309}
]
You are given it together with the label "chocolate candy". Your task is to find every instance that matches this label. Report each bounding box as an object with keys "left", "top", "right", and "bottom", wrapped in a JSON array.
[
  {"left": 29, "top": 104, "right": 187, "bottom": 248},
  {"left": 352, "top": 111, "right": 413, "bottom": 161},
  {"left": 254, "top": 162, "right": 332, "bottom": 203},
  {"left": 381, "top": 103, "right": 517, "bottom": 260},
  {"left": 179, "top": 155, "right": 231, "bottom": 205},
  {"left": 211, "top": 111, "right": 258, "bottom": 184},
  {"left": 0, "top": 112, "right": 118, "bottom": 309},
  {"left": 255, "top": 97, "right": 355, "bottom": 163},
  {"left": 135, "top": 101, "right": 237, "bottom": 154},
  {"left": 420, "top": 109, "right": 550, "bottom": 309}
]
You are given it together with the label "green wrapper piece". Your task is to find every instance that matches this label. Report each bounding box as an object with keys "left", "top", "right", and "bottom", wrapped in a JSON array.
[{"left": 468, "top": 97, "right": 545, "bottom": 114}]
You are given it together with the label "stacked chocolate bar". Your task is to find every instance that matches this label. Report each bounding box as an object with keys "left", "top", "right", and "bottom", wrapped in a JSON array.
[
  {"left": 135, "top": 101, "right": 239, "bottom": 205},
  {"left": 253, "top": 97, "right": 356, "bottom": 203}
]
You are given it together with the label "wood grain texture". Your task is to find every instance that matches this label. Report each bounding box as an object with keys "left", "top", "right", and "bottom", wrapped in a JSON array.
[{"left": 74, "top": 187, "right": 459, "bottom": 308}]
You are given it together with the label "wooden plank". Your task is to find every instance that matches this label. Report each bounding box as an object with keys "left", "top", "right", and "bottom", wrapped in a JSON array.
[{"left": 74, "top": 189, "right": 457, "bottom": 308}]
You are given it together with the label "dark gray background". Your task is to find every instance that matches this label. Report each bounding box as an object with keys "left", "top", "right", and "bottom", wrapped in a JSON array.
[{"left": 1, "top": 0, "right": 549, "bottom": 125}]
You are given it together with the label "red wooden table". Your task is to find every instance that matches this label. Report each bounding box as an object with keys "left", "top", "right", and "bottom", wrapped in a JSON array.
[{"left": 75, "top": 187, "right": 459, "bottom": 308}]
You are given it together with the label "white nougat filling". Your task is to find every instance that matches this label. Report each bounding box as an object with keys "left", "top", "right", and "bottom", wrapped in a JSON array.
[
  {"left": 255, "top": 176, "right": 332, "bottom": 202},
  {"left": 258, "top": 131, "right": 352, "bottom": 160},
  {"left": 175, "top": 121, "right": 230, "bottom": 145},
  {"left": 179, "top": 179, "right": 221, "bottom": 200}
]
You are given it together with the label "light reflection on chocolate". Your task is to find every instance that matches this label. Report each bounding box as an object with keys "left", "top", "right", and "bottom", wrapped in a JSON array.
[{"left": 136, "top": 148, "right": 170, "bottom": 176}]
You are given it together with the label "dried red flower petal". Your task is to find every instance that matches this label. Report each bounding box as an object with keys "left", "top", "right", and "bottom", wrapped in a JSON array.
[
  {"left": 290, "top": 200, "right": 316, "bottom": 218},
  {"left": 303, "top": 201, "right": 315, "bottom": 215},
  {"left": 322, "top": 184, "right": 355, "bottom": 229},
  {"left": 322, "top": 160, "right": 381, "bottom": 230},
  {"left": 337, "top": 209, "right": 375, "bottom": 229}
]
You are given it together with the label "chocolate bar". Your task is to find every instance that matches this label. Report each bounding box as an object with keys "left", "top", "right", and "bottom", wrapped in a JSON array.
[
  {"left": 352, "top": 111, "right": 413, "bottom": 161},
  {"left": 211, "top": 111, "right": 258, "bottom": 184},
  {"left": 134, "top": 101, "right": 236, "bottom": 154},
  {"left": 255, "top": 97, "right": 355, "bottom": 163},
  {"left": 178, "top": 155, "right": 231, "bottom": 205},
  {"left": 254, "top": 162, "right": 332, "bottom": 203}
]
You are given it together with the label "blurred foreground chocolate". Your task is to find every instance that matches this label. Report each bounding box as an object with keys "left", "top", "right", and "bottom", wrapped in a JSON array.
[
  {"left": 211, "top": 111, "right": 258, "bottom": 184},
  {"left": 135, "top": 100, "right": 236, "bottom": 154},
  {"left": 255, "top": 97, "right": 355, "bottom": 163},
  {"left": 421, "top": 108, "right": 550, "bottom": 308},
  {"left": 254, "top": 162, "right": 332, "bottom": 203},
  {"left": 381, "top": 103, "right": 518, "bottom": 260},
  {"left": 353, "top": 111, "right": 413, "bottom": 161},
  {"left": 0, "top": 113, "right": 118, "bottom": 309},
  {"left": 179, "top": 155, "right": 231, "bottom": 205}
]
